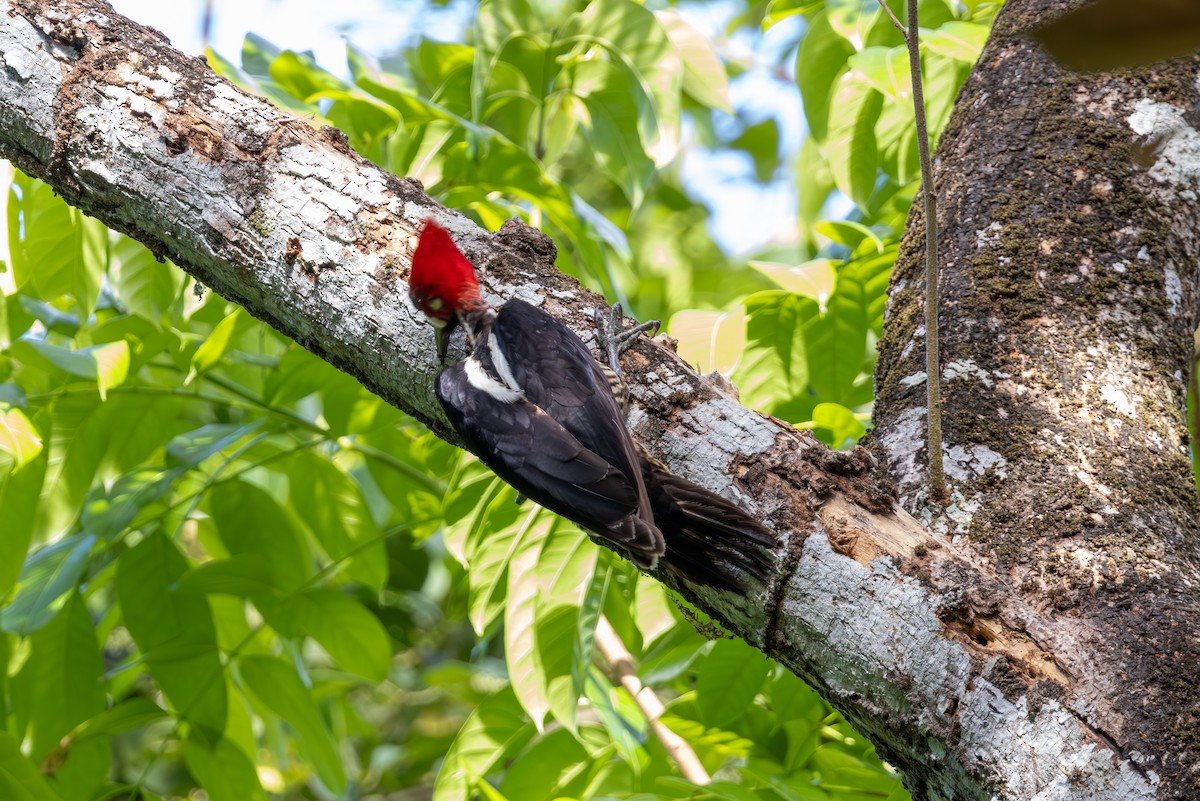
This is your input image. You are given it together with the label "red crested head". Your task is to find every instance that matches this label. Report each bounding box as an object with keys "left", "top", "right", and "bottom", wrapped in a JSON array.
[{"left": 409, "top": 220, "right": 482, "bottom": 324}]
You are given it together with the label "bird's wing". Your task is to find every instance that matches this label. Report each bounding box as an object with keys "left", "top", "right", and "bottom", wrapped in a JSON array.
[
  {"left": 490, "top": 300, "right": 646, "bottom": 491},
  {"left": 437, "top": 363, "right": 658, "bottom": 557}
]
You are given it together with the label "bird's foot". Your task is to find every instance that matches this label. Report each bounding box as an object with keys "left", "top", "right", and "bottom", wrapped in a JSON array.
[{"left": 594, "top": 303, "right": 660, "bottom": 376}]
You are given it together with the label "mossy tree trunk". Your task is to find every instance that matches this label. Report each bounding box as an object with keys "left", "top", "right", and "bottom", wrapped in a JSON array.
[{"left": 874, "top": 0, "right": 1200, "bottom": 796}]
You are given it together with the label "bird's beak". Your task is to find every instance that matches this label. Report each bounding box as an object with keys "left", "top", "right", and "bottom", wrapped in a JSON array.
[{"left": 435, "top": 324, "right": 451, "bottom": 363}]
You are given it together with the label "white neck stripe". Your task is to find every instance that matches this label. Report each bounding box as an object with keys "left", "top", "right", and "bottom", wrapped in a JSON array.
[
  {"left": 488, "top": 333, "right": 523, "bottom": 394},
  {"left": 465, "top": 357, "right": 524, "bottom": 403}
]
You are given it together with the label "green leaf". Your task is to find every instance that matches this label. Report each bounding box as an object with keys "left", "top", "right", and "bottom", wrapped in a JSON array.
[
  {"left": 10, "top": 593, "right": 108, "bottom": 798},
  {"left": 825, "top": 70, "right": 883, "bottom": 210},
  {"left": 81, "top": 468, "right": 177, "bottom": 542},
  {"left": 68, "top": 697, "right": 169, "bottom": 742},
  {"left": 847, "top": 46, "right": 911, "bottom": 101},
  {"left": 268, "top": 588, "right": 391, "bottom": 682},
  {"left": 498, "top": 727, "right": 591, "bottom": 801},
  {"left": 827, "top": 0, "right": 884, "bottom": 44},
  {"left": 7, "top": 173, "right": 105, "bottom": 316},
  {"left": 177, "top": 556, "right": 280, "bottom": 599},
  {"left": 433, "top": 688, "right": 534, "bottom": 801},
  {"left": 116, "top": 531, "right": 227, "bottom": 742},
  {"left": 464, "top": 485, "right": 527, "bottom": 634},
  {"left": 696, "top": 639, "right": 771, "bottom": 727},
  {"left": 733, "top": 291, "right": 821, "bottom": 412},
  {"left": 749, "top": 259, "right": 837, "bottom": 300},
  {"left": 920, "top": 20, "right": 989, "bottom": 63},
  {"left": 238, "top": 655, "right": 346, "bottom": 792},
  {"left": 0, "top": 407, "right": 42, "bottom": 474},
  {"left": 570, "top": 62, "right": 656, "bottom": 208},
  {"left": 16, "top": 296, "right": 79, "bottom": 336},
  {"left": 183, "top": 733, "right": 266, "bottom": 801},
  {"left": 288, "top": 451, "right": 388, "bottom": 591},
  {"left": 187, "top": 308, "right": 245, "bottom": 382},
  {"left": 811, "top": 402, "right": 868, "bottom": 448},
  {"left": 265, "top": 346, "right": 338, "bottom": 405},
  {"left": 806, "top": 269, "right": 871, "bottom": 404},
  {"left": 166, "top": 423, "right": 261, "bottom": 469},
  {"left": 557, "top": 0, "right": 682, "bottom": 166},
  {"left": 0, "top": 442, "right": 45, "bottom": 600},
  {"left": 207, "top": 480, "right": 312, "bottom": 593},
  {"left": 1, "top": 534, "right": 95, "bottom": 636},
  {"left": 655, "top": 9, "right": 732, "bottom": 114},
  {"left": 764, "top": 0, "right": 811, "bottom": 29},
  {"left": 505, "top": 511, "right": 557, "bottom": 728},
  {"left": 110, "top": 236, "right": 183, "bottom": 321},
  {"left": 796, "top": 13, "right": 855, "bottom": 143},
  {"left": 0, "top": 730, "right": 62, "bottom": 801},
  {"left": 91, "top": 340, "right": 130, "bottom": 402}
]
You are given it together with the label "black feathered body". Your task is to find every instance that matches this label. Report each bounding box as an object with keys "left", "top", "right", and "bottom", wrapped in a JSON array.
[
  {"left": 437, "top": 300, "right": 664, "bottom": 568},
  {"left": 436, "top": 299, "right": 775, "bottom": 589}
]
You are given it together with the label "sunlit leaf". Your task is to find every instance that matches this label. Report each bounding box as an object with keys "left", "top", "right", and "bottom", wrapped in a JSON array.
[
  {"left": 825, "top": 70, "right": 883, "bottom": 210},
  {"left": 811, "top": 402, "right": 868, "bottom": 448},
  {"left": 0, "top": 407, "right": 42, "bottom": 474},
  {"left": 749, "top": 259, "right": 837, "bottom": 301},
  {"left": 1, "top": 535, "right": 95, "bottom": 636},
  {"left": 656, "top": 9, "right": 732, "bottom": 114},
  {"left": 433, "top": 688, "right": 534, "bottom": 801},
  {"left": 847, "top": 45, "right": 911, "bottom": 101},
  {"left": 668, "top": 309, "right": 747, "bottom": 375},
  {"left": 921, "top": 20, "right": 990, "bottom": 63},
  {"left": 187, "top": 308, "right": 246, "bottom": 383},
  {"left": 796, "top": 14, "right": 855, "bottom": 143}
]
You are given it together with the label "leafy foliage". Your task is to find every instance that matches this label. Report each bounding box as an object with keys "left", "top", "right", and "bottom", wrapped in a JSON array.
[{"left": 0, "top": 0, "right": 1002, "bottom": 799}]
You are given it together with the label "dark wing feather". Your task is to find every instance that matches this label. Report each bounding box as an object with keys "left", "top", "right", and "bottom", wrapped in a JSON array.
[
  {"left": 437, "top": 363, "right": 661, "bottom": 563},
  {"left": 491, "top": 301, "right": 644, "bottom": 484}
]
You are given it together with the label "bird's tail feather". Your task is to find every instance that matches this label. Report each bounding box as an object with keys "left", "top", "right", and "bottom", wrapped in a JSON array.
[{"left": 642, "top": 459, "right": 778, "bottom": 592}]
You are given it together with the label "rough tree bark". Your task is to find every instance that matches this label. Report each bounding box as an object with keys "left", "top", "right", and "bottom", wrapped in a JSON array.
[{"left": 0, "top": 0, "right": 1195, "bottom": 798}]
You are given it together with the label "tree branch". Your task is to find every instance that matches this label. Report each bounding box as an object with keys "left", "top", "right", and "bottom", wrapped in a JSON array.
[{"left": 594, "top": 616, "right": 710, "bottom": 785}]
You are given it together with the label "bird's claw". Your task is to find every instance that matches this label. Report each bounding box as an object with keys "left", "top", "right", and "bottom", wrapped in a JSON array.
[{"left": 594, "top": 302, "right": 660, "bottom": 376}]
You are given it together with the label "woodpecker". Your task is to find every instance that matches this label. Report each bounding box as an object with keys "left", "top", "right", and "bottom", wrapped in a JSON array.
[{"left": 408, "top": 219, "right": 776, "bottom": 590}]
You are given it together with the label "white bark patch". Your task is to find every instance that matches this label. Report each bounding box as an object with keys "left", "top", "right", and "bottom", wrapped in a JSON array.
[
  {"left": 944, "top": 444, "right": 1007, "bottom": 481},
  {"left": 878, "top": 406, "right": 926, "bottom": 490},
  {"left": 1164, "top": 266, "right": 1182, "bottom": 316},
  {"left": 657, "top": 398, "right": 775, "bottom": 494},
  {"left": 900, "top": 371, "right": 927, "bottom": 388},
  {"left": 976, "top": 220, "right": 1002, "bottom": 248},
  {"left": 1127, "top": 99, "right": 1200, "bottom": 189},
  {"left": 944, "top": 359, "right": 995, "bottom": 388}
]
